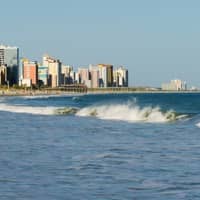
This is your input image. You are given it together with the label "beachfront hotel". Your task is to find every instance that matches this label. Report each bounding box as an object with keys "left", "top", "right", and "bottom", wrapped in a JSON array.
[
  {"left": 43, "top": 55, "right": 62, "bottom": 88},
  {"left": 20, "top": 59, "right": 38, "bottom": 87}
]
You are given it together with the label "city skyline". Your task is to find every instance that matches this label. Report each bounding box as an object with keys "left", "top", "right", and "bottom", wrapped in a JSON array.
[
  {"left": 0, "top": 44, "right": 129, "bottom": 89},
  {"left": 1, "top": 0, "right": 200, "bottom": 87}
]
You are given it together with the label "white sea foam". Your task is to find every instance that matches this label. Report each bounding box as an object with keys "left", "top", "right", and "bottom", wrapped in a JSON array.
[
  {"left": 0, "top": 103, "right": 57, "bottom": 115},
  {"left": 76, "top": 103, "right": 184, "bottom": 123},
  {"left": 21, "top": 94, "right": 65, "bottom": 99},
  {"left": 22, "top": 93, "right": 84, "bottom": 100},
  {"left": 0, "top": 101, "right": 187, "bottom": 122},
  {"left": 196, "top": 122, "right": 200, "bottom": 128}
]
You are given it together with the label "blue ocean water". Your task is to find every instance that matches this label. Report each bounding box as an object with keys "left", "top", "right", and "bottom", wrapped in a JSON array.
[{"left": 0, "top": 93, "right": 200, "bottom": 200}]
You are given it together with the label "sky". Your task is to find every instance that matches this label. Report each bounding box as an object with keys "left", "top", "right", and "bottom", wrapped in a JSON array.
[{"left": 1, "top": 0, "right": 200, "bottom": 87}]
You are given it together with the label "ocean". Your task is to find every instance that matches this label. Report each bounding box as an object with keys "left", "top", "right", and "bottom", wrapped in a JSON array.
[{"left": 0, "top": 93, "right": 200, "bottom": 200}]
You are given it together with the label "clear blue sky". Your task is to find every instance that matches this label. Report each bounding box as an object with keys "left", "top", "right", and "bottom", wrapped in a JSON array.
[{"left": 1, "top": 0, "right": 200, "bottom": 87}]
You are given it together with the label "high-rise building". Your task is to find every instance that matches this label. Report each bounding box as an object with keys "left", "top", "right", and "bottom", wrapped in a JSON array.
[
  {"left": 19, "top": 58, "right": 28, "bottom": 82},
  {"left": 113, "top": 66, "right": 128, "bottom": 87},
  {"left": 43, "top": 55, "right": 62, "bottom": 88},
  {"left": 98, "top": 64, "right": 113, "bottom": 87},
  {"left": 74, "top": 72, "right": 80, "bottom": 84},
  {"left": 0, "top": 65, "right": 7, "bottom": 85},
  {"left": 89, "top": 65, "right": 99, "bottom": 88},
  {"left": 78, "top": 67, "right": 91, "bottom": 87},
  {"left": 0, "top": 45, "right": 19, "bottom": 85},
  {"left": 22, "top": 60, "right": 38, "bottom": 85},
  {"left": 38, "top": 65, "right": 48, "bottom": 86},
  {"left": 70, "top": 71, "right": 76, "bottom": 83},
  {"left": 61, "top": 65, "right": 74, "bottom": 84},
  {"left": 98, "top": 65, "right": 107, "bottom": 88},
  {"left": 61, "top": 65, "right": 73, "bottom": 75}
]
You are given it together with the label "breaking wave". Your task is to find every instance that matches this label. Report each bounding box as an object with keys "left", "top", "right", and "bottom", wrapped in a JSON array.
[
  {"left": 54, "top": 107, "right": 78, "bottom": 115},
  {"left": 76, "top": 103, "right": 187, "bottom": 123},
  {"left": 0, "top": 101, "right": 188, "bottom": 122}
]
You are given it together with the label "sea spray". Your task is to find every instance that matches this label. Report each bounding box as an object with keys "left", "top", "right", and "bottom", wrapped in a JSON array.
[
  {"left": 196, "top": 122, "right": 200, "bottom": 128},
  {"left": 0, "top": 100, "right": 188, "bottom": 121},
  {"left": 76, "top": 103, "right": 184, "bottom": 123}
]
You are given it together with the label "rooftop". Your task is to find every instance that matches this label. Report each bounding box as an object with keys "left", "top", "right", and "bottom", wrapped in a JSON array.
[{"left": 0, "top": 44, "right": 18, "bottom": 49}]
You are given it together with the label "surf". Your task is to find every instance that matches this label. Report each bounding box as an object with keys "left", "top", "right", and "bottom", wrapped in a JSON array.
[
  {"left": 0, "top": 100, "right": 189, "bottom": 123},
  {"left": 76, "top": 103, "right": 187, "bottom": 123},
  {"left": 0, "top": 103, "right": 57, "bottom": 115},
  {"left": 0, "top": 101, "right": 81, "bottom": 116}
]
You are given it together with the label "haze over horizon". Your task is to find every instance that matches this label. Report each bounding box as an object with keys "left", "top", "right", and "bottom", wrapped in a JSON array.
[{"left": 1, "top": 0, "right": 200, "bottom": 87}]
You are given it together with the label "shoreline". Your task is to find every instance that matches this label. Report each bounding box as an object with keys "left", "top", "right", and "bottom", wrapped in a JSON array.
[{"left": 1, "top": 88, "right": 200, "bottom": 97}]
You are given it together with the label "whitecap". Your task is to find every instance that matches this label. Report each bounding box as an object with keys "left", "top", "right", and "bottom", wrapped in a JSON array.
[
  {"left": 196, "top": 122, "right": 200, "bottom": 128},
  {"left": 76, "top": 103, "right": 187, "bottom": 123}
]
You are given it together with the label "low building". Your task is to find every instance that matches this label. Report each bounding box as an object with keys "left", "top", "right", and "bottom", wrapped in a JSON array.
[
  {"left": 21, "top": 78, "right": 32, "bottom": 87},
  {"left": 162, "top": 79, "right": 187, "bottom": 91}
]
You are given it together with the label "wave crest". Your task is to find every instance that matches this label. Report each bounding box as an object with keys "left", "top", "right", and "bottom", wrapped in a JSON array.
[
  {"left": 76, "top": 103, "right": 186, "bottom": 123},
  {"left": 0, "top": 101, "right": 188, "bottom": 122}
]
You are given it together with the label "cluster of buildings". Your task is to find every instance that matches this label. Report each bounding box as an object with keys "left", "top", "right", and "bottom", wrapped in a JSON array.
[
  {"left": 162, "top": 79, "right": 187, "bottom": 91},
  {"left": 0, "top": 45, "right": 128, "bottom": 88}
]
